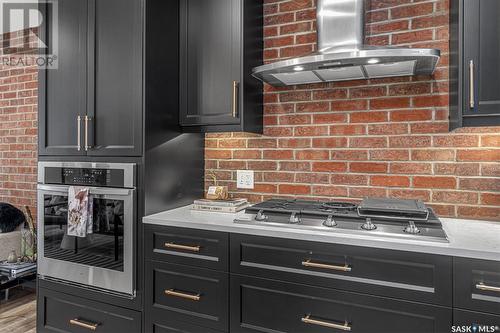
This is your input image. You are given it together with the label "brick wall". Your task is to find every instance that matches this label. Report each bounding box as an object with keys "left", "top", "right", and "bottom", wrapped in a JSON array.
[
  {"left": 0, "top": 29, "right": 38, "bottom": 215},
  {"left": 206, "top": 0, "right": 500, "bottom": 220}
]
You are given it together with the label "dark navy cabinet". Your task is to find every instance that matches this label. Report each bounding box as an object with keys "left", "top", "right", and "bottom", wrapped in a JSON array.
[
  {"left": 179, "top": 0, "right": 263, "bottom": 133},
  {"left": 39, "top": 0, "right": 143, "bottom": 156},
  {"left": 450, "top": 0, "right": 500, "bottom": 128}
]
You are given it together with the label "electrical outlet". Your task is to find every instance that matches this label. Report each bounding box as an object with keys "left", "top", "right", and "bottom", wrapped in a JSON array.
[{"left": 237, "top": 170, "right": 254, "bottom": 189}]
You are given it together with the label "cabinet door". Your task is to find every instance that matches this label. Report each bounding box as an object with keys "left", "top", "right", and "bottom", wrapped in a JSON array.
[
  {"left": 37, "top": 287, "right": 141, "bottom": 333},
  {"left": 463, "top": 0, "right": 500, "bottom": 121},
  {"left": 38, "top": 0, "right": 87, "bottom": 156},
  {"left": 231, "top": 275, "right": 452, "bottom": 333},
  {"left": 88, "top": 0, "right": 143, "bottom": 156},
  {"left": 180, "top": 0, "right": 242, "bottom": 126},
  {"left": 453, "top": 309, "right": 500, "bottom": 330}
]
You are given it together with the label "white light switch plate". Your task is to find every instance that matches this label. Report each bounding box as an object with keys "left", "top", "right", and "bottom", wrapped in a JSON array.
[{"left": 237, "top": 170, "right": 254, "bottom": 189}]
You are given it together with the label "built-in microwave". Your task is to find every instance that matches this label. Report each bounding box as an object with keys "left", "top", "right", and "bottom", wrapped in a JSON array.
[{"left": 37, "top": 162, "right": 136, "bottom": 297}]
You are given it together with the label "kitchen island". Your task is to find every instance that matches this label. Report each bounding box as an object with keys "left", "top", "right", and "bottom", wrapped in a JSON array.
[{"left": 143, "top": 205, "right": 500, "bottom": 333}]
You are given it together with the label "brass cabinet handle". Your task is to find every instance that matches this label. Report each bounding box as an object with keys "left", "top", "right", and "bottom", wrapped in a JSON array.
[
  {"left": 301, "top": 315, "right": 351, "bottom": 331},
  {"left": 164, "top": 242, "right": 200, "bottom": 252},
  {"left": 302, "top": 259, "right": 351, "bottom": 272},
  {"left": 476, "top": 282, "right": 500, "bottom": 293},
  {"left": 469, "top": 60, "right": 475, "bottom": 109},
  {"left": 84, "top": 115, "right": 92, "bottom": 151},
  {"left": 232, "top": 81, "right": 239, "bottom": 118},
  {"left": 165, "top": 289, "right": 201, "bottom": 301},
  {"left": 77, "top": 115, "right": 82, "bottom": 151},
  {"left": 69, "top": 318, "right": 99, "bottom": 331}
]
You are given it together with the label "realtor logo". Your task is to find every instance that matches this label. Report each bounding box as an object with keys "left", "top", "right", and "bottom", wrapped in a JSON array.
[{"left": 1, "top": 0, "right": 58, "bottom": 68}]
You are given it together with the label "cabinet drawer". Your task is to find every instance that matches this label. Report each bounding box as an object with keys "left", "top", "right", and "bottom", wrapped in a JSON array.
[
  {"left": 231, "top": 233, "right": 452, "bottom": 306},
  {"left": 453, "top": 309, "right": 500, "bottom": 328},
  {"left": 148, "top": 317, "right": 223, "bottom": 333},
  {"left": 230, "top": 275, "right": 452, "bottom": 333},
  {"left": 37, "top": 287, "right": 141, "bottom": 333},
  {"left": 454, "top": 257, "right": 500, "bottom": 315},
  {"left": 146, "top": 225, "right": 228, "bottom": 271},
  {"left": 146, "top": 260, "right": 228, "bottom": 332}
]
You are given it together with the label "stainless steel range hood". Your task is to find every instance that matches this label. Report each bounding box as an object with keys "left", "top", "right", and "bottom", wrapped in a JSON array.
[{"left": 252, "top": 0, "right": 440, "bottom": 87}]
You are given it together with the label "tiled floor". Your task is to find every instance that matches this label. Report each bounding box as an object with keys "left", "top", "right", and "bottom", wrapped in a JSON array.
[{"left": 0, "top": 288, "right": 36, "bottom": 333}]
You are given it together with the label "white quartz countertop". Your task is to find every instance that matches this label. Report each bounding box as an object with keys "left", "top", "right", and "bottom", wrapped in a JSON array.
[{"left": 143, "top": 205, "right": 500, "bottom": 261}]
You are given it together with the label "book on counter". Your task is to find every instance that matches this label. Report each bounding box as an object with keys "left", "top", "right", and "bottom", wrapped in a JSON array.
[
  {"left": 192, "top": 198, "right": 249, "bottom": 213},
  {"left": 0, "top": 261, "right": 37, "bottom": 278}
]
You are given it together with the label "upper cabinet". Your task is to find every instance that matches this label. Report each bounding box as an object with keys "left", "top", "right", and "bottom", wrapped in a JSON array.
[
  {"left": 450, "top": 0, "right": 500, "bottom": 129},
  {"left": 179, "top": 0, "right": 263, "bottom": 133},
  {"left": 38, "top": 0, "right": 88, "bottom": 156},
  {"left": 39, "top": 0, "right": 143, "bottom": 156}
]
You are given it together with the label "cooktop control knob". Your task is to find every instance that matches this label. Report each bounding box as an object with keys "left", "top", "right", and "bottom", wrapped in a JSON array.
[
  {"left": 404, "top": 221, "right": 420, "bottom": 234},
  {"left": 323, "top": 215, "right": 337, "bottom": 227},
  {"left": 361, "top": 218, "right": 377, "bottom": 231},
  {"left": 289, "top": 212, "right": 301, "bottom": 224},
  {"left": 255, "top": 210, "right": 268, "bottom": 221}
]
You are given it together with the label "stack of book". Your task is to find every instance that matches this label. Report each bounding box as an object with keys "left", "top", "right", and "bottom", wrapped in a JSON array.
[
  {"left": 0, "top": 261, "right": 37, "bottom": 279},
  {"left": 192, "top": 198, "right": 249, "bottom": 213}
]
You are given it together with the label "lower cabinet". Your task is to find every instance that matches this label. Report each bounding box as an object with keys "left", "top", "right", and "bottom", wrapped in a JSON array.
[
  {"left": 230, "top": 275, "right": 452, "bottom": 333},
  {"left": 453, "top": 309, "right": 500, "bottom": 328},
  {"left": 148, "top": 318, "right": 223, "bottom": 333},
  {"left": 37, "top": 287, "right": 141, "bottom": 333},
  {"left": 145, "top": 260, "right": 229, "bottom": 333}
]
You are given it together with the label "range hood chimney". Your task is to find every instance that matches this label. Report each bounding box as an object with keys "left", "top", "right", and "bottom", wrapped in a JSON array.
[{"left": 253, "top": 0, "right": 440, "bottom": 86}]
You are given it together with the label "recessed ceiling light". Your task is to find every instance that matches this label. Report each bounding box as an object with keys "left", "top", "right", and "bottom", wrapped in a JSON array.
[
  {"left": 293, "top": 66, "right": 305, "bottom": 71},
  {"left": 367, "top": 58, "right": 380, "bottom": 64}
]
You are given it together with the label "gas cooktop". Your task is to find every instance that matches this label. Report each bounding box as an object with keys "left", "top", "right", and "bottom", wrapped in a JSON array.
[{"left": 234, "top": 198, "right": 448, "bottom": 243}]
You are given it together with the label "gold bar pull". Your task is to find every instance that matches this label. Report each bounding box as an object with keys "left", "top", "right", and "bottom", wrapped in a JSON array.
[
  {"left": 164, "top": 242, "right": 200, "bottom": 252},
  {"left": 232, "top": 81, "right": 239, "bottom": 118},
  {"left": 301, "top": 315, "right": 351, "bottom": 331},
  {"left": 476, "top": 283, "right": 500, "bottom": 293},
  {"left": 77, "top": 115, "right": 82, "bottom": 151},
  {"left": 469, "top": 60, "right": 475, "bottom": 109},
  {"left": 302, "top": 259, "right": 351, "bottom": 272},
  {"left": 165, "top": 289, "right": 201, "bottom": 301},
  {"left": 84, "top": 115, "right": 92, "bottom": 151},
  {"left": 69, "top": 318, "right": 99, "bottom": 331}
]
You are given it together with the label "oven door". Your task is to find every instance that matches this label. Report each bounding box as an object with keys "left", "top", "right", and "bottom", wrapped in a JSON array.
[{"left": 37, "top": 184, "right": 135, "bottom": 297}]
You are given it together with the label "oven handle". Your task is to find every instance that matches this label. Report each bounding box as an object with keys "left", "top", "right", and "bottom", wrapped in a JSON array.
[{"left": 37, "top": 184, "right": 133, "bottom": 196}]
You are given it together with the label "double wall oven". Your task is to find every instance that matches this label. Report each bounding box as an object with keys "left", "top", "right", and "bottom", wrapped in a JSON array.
[{"left": 37, "top": 162, "right": 136, "bottom": 297}]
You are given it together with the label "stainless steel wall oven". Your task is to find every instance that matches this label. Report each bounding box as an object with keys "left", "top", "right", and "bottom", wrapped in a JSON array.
[{"left": 37, "top": 162, "right": 136, "bottom": 297}]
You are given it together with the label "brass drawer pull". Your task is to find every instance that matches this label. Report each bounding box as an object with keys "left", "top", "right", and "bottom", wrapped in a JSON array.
[
  {"left": 69, "top": 318, "right": 99, "bottom": 331},
  {"left": 476, "top": 283, "right": 500, "bottom": 293},
  {"left": 164, "top": 242, "right": 200, "bottom": 252},
  {"left": 301, "top": 315, "right": 351, "bottom": 331},
  {"left": 165, "top": 289, "right": 201, "bottom": 301},
  {"left": 469, "top": 59, "right": 475, "bottom": 109},
  {"left": 77, "top": 115, "right": 82, "bottom": 151},
  {"left": 302, "top": 259, "right": 351, "bottom": 272},
  {"left": 84, "top": 115, "right": 92, "bottom": 151},
  {"left": 232, "top": 81, "right": 239, "bottom": 118}
]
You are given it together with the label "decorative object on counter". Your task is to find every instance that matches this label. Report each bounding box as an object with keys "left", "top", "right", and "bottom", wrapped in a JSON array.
[
  {"left": 6, "top": 250, "right": 17, "bottom": 263},
  {"left": 20, "top": 206, "right": 36, "bottom": 262},
  {"left": 192, "top": 198, "right": 249, "bottom": 213},
  {"left": 205, "top": 173, "right": 229, "bottom": 200}
]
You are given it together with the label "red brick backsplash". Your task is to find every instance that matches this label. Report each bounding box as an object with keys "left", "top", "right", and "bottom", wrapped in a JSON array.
[
  {"left": 0, "top": 29, "right": 38, "bottom": 215},
  {"left": 206, "top": 0, "right": 500, "bottom": 220}
]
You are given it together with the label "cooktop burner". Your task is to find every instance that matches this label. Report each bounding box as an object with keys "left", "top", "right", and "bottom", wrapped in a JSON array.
[{"left": 235, "top": 198, "right": 448, "bottom": 243}]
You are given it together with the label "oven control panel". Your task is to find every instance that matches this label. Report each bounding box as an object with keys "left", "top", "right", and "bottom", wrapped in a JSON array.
[
  {"left": 44, "top": 167, "right": 125, "bottom": 187},
  {"left": 63, "top": 168, "right": 109, "bottom": 186}
]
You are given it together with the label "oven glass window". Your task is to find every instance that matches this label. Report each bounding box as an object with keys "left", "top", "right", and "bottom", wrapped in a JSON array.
[{"left": 43, "top": 194, "right": 124, "bottom": 272}]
